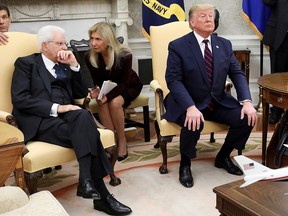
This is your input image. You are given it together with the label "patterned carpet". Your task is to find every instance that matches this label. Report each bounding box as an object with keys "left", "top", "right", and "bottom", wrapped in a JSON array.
[
  {"left": 32, "top": 132, "right": 268, "bottom": 191},
  {"left": 6, "top": 132, "right": 272, "bottom": 215}
]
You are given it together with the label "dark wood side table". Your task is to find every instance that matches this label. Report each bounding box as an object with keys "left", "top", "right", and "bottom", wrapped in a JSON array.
[
  {"left": 234, "top": 49, "right": 251, "bottom": 83},
  {"left": 213, "top": 179, "right": 288, "bottom": 216},
  {"left": 0, "top": 122, "right": 26, "bottom": 191},
  {"left": 258, "top": 73, "right": 288, "bottom": 165}
]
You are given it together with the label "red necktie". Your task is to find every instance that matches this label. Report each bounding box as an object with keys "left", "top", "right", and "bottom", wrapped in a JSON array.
[
  {"left": 203, "top": 39, "right": 213, "bottom": 85},
  {"left": 203, "top": 39, "right": 215, "bottom": 110}
]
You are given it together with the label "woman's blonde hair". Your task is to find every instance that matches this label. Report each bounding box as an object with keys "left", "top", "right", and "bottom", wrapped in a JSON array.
[{"left": 88, "top": 22, "right": 131, "bottom": 70}]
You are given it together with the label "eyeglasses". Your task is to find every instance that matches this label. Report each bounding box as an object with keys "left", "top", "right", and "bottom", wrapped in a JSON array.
[{"left": 48, "top": 41, "right": 68, "bottom": 47}]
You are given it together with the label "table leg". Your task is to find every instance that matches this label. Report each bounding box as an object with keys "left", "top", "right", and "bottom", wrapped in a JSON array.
[
  {"left": 14, "top": 157, "right": 27, "bottom": 192},
  {"left": 262, "top": 101, "right": 269, "bottom": 165}
]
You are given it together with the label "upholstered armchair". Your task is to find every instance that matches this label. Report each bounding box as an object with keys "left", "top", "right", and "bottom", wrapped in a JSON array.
[
  {"left": 150, "top": 21, "right": 234, "bottom": 174},
  {"left": 70, "top": 38, "right": 151, "bottom": 142},
  {"left": 0, "top": 32, "right": 120, "bottom": 194}
]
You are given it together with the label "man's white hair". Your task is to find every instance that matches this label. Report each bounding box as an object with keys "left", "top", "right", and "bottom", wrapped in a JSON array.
[{"left": 37, "top": 25, "right": 66, "bottom": 52}]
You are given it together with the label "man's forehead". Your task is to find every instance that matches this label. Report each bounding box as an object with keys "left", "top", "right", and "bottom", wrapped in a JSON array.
[
  {"left": 51, "top": 32, "right": 66, "bottom": 41},
  {"left": 196, "top": 9, "right": 214, "bottom": 14},
  {"left": 0, "top": 9, "right": 8, "bottom": 14},
  {"left": 0, "top": 10, "right": 9, "bottom": 16}
]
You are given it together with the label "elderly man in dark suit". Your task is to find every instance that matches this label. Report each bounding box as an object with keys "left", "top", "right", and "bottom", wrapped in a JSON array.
[
  {"left": 163, "top": 3, "right": 257, "bottom": 188},
  {"left": 11, "top": 25, "right": 131, "bottom": 215},
  {"left": 262, "top": 0, "right": 288, "bottom": 124}
]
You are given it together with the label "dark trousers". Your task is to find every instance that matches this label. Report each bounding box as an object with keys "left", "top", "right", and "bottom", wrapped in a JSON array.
[
  {"left": 270, "top": 33, "right": 288, "bottom": 74},
  {"left": 32, "top": 109, "right": 113, "bottom": 179},
  {"left": 175, "top": 104, "right": 253, "bottom": 159},
  {"left": 269, "top": 33, "right": 288, "bottom": 113}
]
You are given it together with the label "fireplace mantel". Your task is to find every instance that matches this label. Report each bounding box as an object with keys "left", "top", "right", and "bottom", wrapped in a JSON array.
[{"left": 4, "top": 0, "right": 132, "bottom": 43}]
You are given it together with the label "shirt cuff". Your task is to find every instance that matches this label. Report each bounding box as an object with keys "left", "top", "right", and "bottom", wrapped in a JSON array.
[
  {"left": 70, "top": 64, "right": 80, "bottom": 72},
  {"left": 240, "top": 99, "right": 252, "bottom": 105},
  {"left": 50, "top": 103, "right": 59, "bottom": 117}
]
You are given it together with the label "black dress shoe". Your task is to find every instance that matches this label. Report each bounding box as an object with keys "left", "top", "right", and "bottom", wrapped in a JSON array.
[
  {"left": 117, "top": 151, "right": 128, "bottom": 162},
  {"left": 179, "top": 166, "right": 194, "bottom": 188},
  {"left": 77, "top": 179, "right": 100, "bottom": 200},
  {"left": 215, "top": 157, "right": 243, "bottom": 176},
  {"left": 93, "top": 194, "right": 132, "bottom": 215}
]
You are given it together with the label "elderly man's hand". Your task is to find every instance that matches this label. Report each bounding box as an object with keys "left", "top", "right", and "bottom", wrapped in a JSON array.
[
  {"left": 57, "top": 50, "right": 78, "bottom": 67},
  {"left": 57, "top": 104, "right": 82, "bottom": 113}
]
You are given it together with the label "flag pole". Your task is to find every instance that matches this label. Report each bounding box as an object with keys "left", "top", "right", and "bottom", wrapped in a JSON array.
[
  {"left": 260, "top": 40, "right": 263, "bottom": 77},
  {"left": 256, "top": 40, "right": 264, "bottom": 111}
]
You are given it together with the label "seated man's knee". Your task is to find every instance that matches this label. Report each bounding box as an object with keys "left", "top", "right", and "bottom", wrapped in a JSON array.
[{"left": 72, "top": 108, "right": 92, "bottom": 119}]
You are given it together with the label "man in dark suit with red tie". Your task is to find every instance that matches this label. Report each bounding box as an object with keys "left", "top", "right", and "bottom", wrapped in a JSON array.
[
  {"left": 163, "top": 3, "right": 257, "bottom": 188},
  {"left": 11, "top": 25, "right": 131, "bottom": 215}
]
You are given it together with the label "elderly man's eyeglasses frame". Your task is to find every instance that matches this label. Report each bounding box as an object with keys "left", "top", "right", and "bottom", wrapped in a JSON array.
[{"left": 48, "top": 41, "right": 68, "bottom": 47}]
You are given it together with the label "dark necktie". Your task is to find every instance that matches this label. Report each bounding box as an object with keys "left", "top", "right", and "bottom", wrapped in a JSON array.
[
  {"left": 53, "top": 64, "right": 67, "bottom": 80},
  {"left": 203, "top": 39, "right": 215, "bottom": 110},
  {"left": 203, "top": 39, "right": 213, "bottom": 85}
]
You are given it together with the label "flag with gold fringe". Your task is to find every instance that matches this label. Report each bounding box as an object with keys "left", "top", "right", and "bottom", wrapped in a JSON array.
[
  {"left": 242, "top": 0, "right": 271, "bottom": 40},
  {"left": 142, "top": 0, "right": 185, "bottom": 41}
]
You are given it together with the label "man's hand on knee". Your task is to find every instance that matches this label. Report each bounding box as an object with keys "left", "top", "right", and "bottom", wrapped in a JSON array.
[{"left": 57, "top": 104, "right": 82, "bottom": 113}]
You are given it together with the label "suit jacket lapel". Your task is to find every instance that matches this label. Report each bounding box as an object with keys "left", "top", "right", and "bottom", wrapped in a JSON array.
[
  {"left": 210, "top": 35, "right": 221, "bottom": 85},
  {"left": 36, "top": 55, "right": 52, "bottom": 94},
  {"left": 36, "top": 56, "right": 73, "bottom": 98}
]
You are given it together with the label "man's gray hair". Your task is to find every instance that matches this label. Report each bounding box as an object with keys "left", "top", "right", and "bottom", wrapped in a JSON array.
[
  {"left": 188, "top": 3, "right": 216, "bottom": 20},
  {"left": 37, "top": 25, "right": 66, "bottom": 52}
]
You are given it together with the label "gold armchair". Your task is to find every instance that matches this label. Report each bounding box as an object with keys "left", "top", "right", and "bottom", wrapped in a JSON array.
[
  {"left": 0, "top": 32, "right": 120, "bottom": 194},
  {"left": 150, "top": 21, "right": 232, "bottom": 174}
]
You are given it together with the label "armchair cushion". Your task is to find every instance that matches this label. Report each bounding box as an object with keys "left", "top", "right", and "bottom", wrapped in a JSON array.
[
  {"left": 127, "top": 93, "right": 149, "bottom": 109},
  {"left": 88, "top": 92, "right": 149, "bottom": 114},
  {"left": 0, "top": 186, "right": 69, "bottom": 216},
  {"left": 157, "top": 118, "right": 228, "bottom": 137},
  {"left": 23, "top": 128, "right": 115, "bottom": 173}
]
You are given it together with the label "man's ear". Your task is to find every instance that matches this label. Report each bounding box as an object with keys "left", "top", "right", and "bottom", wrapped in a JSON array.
[
  {"left": 214, "top": 9, "right": 220, "bottom": 32},
  {"left": 41, "top": 42, "right": 49, "bottom": 52}
]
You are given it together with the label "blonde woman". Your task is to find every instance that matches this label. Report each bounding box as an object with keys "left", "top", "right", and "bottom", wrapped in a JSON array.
[{"left": 86, "top": 22, "right": 143, "bottom": 161}]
